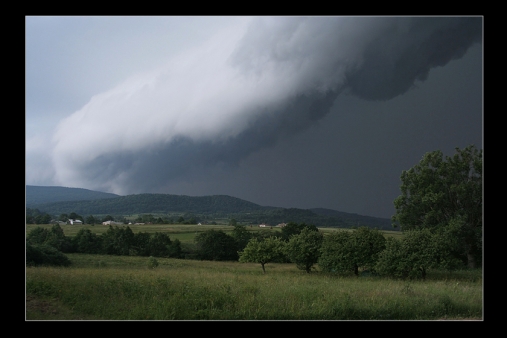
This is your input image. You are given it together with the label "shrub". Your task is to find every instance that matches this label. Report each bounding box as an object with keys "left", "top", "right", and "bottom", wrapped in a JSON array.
[
  {"left": 26, "top": 242, "right": 71, "bottom": 267},
  {"left": 148, "top": 256, "right": 159, "bottom": 269}
]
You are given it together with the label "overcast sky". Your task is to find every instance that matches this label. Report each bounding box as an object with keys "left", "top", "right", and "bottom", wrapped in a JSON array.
[{"left": 25, "top": 16, "right": 483, "bottom": 219}]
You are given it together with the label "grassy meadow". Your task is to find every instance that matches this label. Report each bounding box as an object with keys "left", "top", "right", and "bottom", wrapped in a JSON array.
[{"left": 25, "top": 224, "right": 480, "bottom": 320}]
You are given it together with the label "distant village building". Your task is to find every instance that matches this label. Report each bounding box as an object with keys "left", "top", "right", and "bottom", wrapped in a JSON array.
[
  {"left": 102, "top": 220, "right": 123, "bottom": 225},
  {"left": 276, "top": 223, "right": 287, "bottom": 228},
  {"left": 68, "top": 219, "right": 83, "bottom": 225}
]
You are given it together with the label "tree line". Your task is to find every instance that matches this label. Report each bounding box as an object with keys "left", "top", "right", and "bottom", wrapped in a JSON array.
[
  {"left": 26, "top": 145, "right": 482, "bottom": 279},
  {"left": 26, "top": 224, "right": 183, "bottom": 267}
]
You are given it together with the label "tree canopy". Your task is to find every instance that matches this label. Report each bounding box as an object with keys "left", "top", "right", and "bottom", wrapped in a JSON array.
[
  {"left": 319, "top": 227, "right": 386, "bottom": 276},
  {"left": 392, "top": 145, "right": 482, "bottom": 268},
  {"left": 239, "top": 237, "right": 286, "bottom": 273},
  {"left": 286, "top": 227, "right": 323, "bottom": 273}
]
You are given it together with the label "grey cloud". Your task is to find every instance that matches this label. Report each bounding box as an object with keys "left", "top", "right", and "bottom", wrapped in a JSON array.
[
  {"left": 50, "top": 16, "right": 482, "bottom": 196},
  {"left": 344, "top": 17, "right": 482, "bottom": 100}
]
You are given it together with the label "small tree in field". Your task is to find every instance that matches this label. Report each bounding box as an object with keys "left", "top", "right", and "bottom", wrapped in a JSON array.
[
  {"left": 239, "top": 237, "right": 286, "bottom": 273},
  {"left": 286, "top": 227, "right": 323, "bottom": 273},
  {"left": 376, "top": 228, "right": 438, "bottom": 279},
  {"left": 319, "top": 227, "right": 385, "bottom": 276}
]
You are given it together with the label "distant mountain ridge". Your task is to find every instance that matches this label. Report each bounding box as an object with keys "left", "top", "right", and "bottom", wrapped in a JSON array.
[
  {"left": 26, "top": 185, "right": 396, "bottom": 230},
  {"left": 26, "top": 185, "right": 120, "bottom": 205}
]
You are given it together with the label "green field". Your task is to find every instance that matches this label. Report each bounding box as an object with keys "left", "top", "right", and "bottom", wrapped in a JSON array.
[
  {"left": 26, "top": 253, "right": 482, "bottom": 320},
  {"left": 25, "top": 224, "right": 480, "bottom": 320},
  {"left": 25, "top": 225, "right": 476, "bottom": 320}
]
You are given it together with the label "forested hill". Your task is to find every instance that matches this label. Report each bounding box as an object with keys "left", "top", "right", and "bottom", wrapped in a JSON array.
[
  {"left": 26, "top": 185, "right": 120, "bottom": 205},
  {"left": 26, "top": 186, "right": 395, "bottom": 230},
  {"left": 26, "top": 191, "right": 273, "bottom": 215}
]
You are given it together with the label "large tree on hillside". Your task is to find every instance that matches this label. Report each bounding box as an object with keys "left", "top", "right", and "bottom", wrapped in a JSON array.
[{"left": 392, "top": 145, "right": 482, "bottom": 268}]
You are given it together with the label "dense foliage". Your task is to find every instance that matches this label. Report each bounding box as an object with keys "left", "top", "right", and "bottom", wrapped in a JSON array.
[
  {"left": 26, "top": 242, "right": 71, "bottom": 267},
  {"left": 280, "top": 222, "right": 318, "bottom": 241},
  {"left": 26, "top": 225, "right": 182, "bottom": 259},
  {"left": 286, "top": 227, "right": 323, "bottom": 273},
  {"left": 318, "top": 227, "right": 386, "bottom": 276},
  {"left": 239, "top": 237, "right": 286, "bottom": 273},
  {"left": 194, "top": 229, "right": 239, "bottom": 261},
  {"left": 392, "top": 145, "right": 482, "bottom": 268}
]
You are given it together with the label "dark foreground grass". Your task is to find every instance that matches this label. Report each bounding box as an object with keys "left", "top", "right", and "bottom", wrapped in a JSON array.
[{"left": 26, "top": 254, "right": 482, "bottom": 320}]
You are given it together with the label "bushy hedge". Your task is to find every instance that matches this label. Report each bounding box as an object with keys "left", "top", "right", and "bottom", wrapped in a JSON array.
[{"left": 26, "top": 242, "right": 71, "bottom": 267}]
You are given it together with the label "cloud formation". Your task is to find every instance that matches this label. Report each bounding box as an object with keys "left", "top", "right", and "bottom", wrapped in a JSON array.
[{"left": 49, "top": 17, "right": 482, "bottom": 196}]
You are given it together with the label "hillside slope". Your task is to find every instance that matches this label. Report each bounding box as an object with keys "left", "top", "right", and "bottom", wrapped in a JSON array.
[
  {"left": 26, "top": 186, "right": 396, "bottom": 230},
  {"left": 26, "top": 185, "right": 120, "bottom": 206}
]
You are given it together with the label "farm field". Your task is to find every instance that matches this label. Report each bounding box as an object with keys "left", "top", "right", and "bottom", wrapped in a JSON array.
[
  {"left": 26, "top": 256, "right": 481, "bottom": 320},
  {"left": 26, "top": 223, "right": 476, "bottom": 320}
]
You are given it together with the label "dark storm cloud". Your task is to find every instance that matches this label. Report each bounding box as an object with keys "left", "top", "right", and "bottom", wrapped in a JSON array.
[
  {"left": 345, "top": 17, "right": 482, "bottom": 100},
  {"left": 50, "top": 16, "right": 482, "bottom": 197}
]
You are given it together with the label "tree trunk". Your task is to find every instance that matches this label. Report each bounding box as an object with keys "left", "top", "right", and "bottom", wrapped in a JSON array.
[
  {"left": 354, "top": 264, "right": 359, "bottom": 276},
  {"left": 261, "top": 263, "right": 266, "bottom": 274}
]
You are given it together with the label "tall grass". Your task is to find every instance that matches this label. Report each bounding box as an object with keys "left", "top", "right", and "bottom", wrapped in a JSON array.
[{"left": 26, "top": 254, "right": 482, "bottom": 320}]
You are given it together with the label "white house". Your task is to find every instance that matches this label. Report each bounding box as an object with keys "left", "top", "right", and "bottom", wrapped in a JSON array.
[{"left": 68, "top": 219, "right": 83, "bottom": 225}]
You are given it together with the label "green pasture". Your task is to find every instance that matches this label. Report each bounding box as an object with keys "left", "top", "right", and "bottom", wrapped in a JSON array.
[{"left": 26, "top": 253, "right": 482, "bottom": 320}]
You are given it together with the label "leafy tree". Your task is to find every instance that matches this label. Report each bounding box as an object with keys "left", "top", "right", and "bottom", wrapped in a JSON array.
[
  {"left": 26, "top": 225, "right": 73, "bottom": 253},
  {"left": 101, "top": 225, "right": 134, "bottom": 255},
  {"left": 281, "top": 222, "right": 318, "bottom": 242},
  {"left": 26, "top": 226, "right": 50, "bottom": 245},
  {"left": 85, "top": 215, "right": 96, "bottom": 225},
  {"left": 45, "top": 224, "right": 74, "bottom": 253},
  {"left": 148, "top": 232, "right": 172, "bottom": 257},
  {"left": 231, "top": 225, "right": 253, "bottom": 252},
  {"left": 392, "top": 145, "right": 482, "bottom": 268},
  {"left": 35, "top": 213, "right": 52, "bottom": 224},
  {"left": 286, "top": 227, "right": 323, "bottom": 273},
  {"left": 102, "top": 215, "right": 115, "bottom": 222},
  {"left": 167, "top": 238, "right": 183, "bottom": 258},
  {"left": 68, "top": 212, "right": 83, "bottom": 221},
  {"left": 239, "top": 237, "right": 286, "bottom": 273},
  {"left": 319, "top": 227, "right": 386, "bottom": 276},
  {"left": 251, "top": 228, "right": 279, "bottom": 241},
  {"left": 73, "top": 228, "right": 102, "bottom": 254},
  {"left": 229, "top": 218, "right": 238, "bottom": 226},
  {"left": 376, "top": 229, "right": 439, "bottom": 280},
  {"left": 195, "top": 229, "right": 238, "bottom": 261},
  {"left": 26, "top": 242, "right": 71, "bottom": 267},
  {"left": 58, "top": 214, "right": 69, "bottom": 222},
  {"left": 185, "top": 217, "right": 197, "bottom": 225},
  {"left": 132, "top": 232, "right": 152, "bottom": 256}
]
